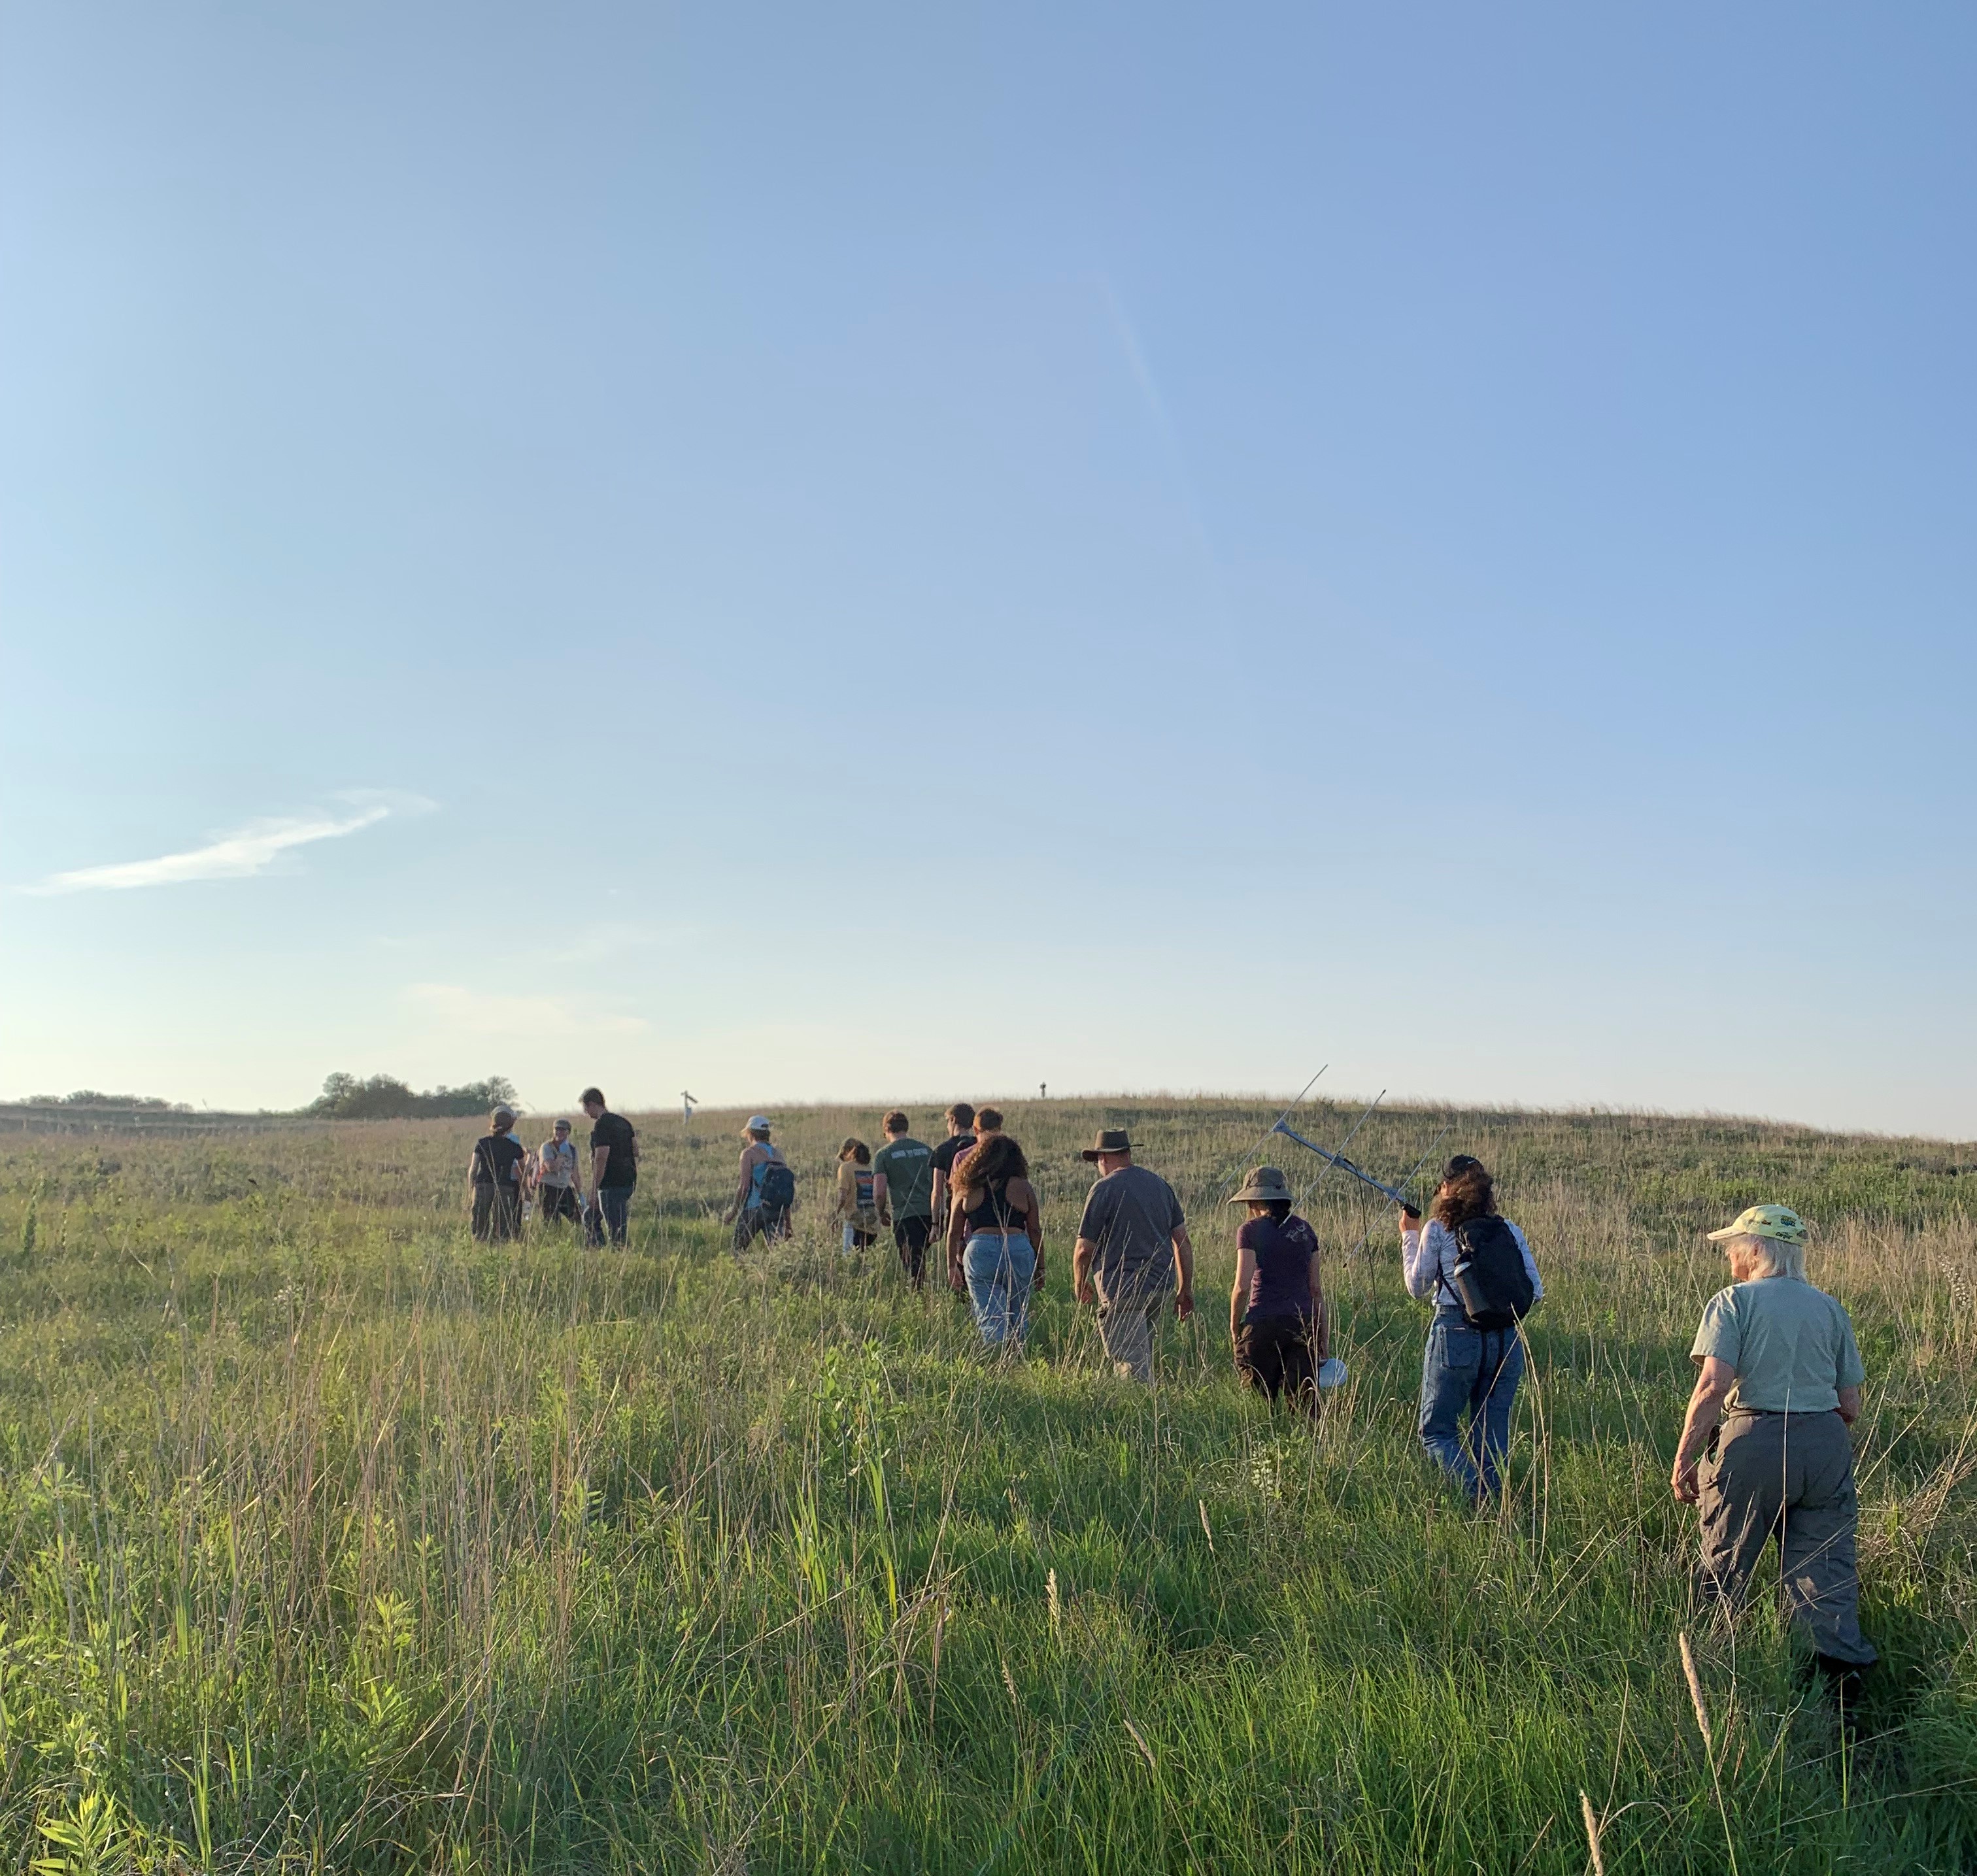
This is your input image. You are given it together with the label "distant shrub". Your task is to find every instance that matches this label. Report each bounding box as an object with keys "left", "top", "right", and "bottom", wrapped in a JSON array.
[{"left": 307, "top": 1073, "right": 519, "bottom": 1121}]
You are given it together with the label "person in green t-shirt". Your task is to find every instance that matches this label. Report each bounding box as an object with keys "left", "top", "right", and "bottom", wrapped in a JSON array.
[
  {"left": 873, "top": 1111, "right": 936, "bottom": 1291},
  {"left": 1672, "top": 1205, "right": 1875, "bottom": 1695}
]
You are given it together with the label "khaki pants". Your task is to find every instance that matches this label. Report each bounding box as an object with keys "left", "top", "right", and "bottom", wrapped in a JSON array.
[
  {"left": 1095, "top": 1276, "right": 1172, "bottom": 1382},
  {"left": 1697, "top": 1409, "right": 1876, "bottom": 1666}
]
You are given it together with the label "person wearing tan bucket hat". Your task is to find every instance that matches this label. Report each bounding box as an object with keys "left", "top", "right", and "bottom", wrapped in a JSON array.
[
  {"left": 1225, "top": 1167, "right": 1332, "bottom": 1409},
  {"left": 1071, "top": 1129, "right": 1194, "bottom": 1382},
  {"left": 1673, "top": 1205, "right": 1877, "bottom": 1698}
]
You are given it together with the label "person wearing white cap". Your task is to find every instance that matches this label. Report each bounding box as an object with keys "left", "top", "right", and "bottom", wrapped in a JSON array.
[
  {"left": 1674, "top": 1204, "right": 1876, "bottom": 1698},
  {"left": 724, "top": 1116, "right": 796, "bottom": 1252}
]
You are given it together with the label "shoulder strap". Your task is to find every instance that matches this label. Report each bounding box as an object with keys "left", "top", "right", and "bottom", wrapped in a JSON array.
[{"left": 1430, "top": 1218, "right": 1462, "bottom": 1304}]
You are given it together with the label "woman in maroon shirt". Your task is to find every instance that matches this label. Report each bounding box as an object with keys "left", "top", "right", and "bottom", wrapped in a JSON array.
[{"left": 1226, "top": 1165, "right": 1328, "bottom": 1407}]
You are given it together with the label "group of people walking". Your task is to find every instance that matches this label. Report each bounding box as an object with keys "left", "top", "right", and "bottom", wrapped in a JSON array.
[{"left": 468, "top": 1097, "right": 1878, "bottom": 1703}]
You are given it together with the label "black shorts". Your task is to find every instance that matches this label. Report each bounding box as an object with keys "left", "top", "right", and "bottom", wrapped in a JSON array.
[{"left": 537, "top": 1184, "right": 581, "bottom": 1224}]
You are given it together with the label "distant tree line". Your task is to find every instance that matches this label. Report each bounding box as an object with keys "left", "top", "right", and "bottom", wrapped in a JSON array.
[
  {"left": 25, "top": 1090, "right": 194, "bottom": 1112},
  {"left": 308, "top": 1073, "right": 519, "bottom": 1120}
]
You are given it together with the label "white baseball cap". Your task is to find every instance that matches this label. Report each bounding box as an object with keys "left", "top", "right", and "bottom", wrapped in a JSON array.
[{"left": 747, "top": 1114, "right": 772, "bottom": 1133}]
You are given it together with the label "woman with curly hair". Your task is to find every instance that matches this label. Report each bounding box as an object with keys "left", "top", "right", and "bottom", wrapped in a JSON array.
[
  {"left": 1399, "top": 1155, "right": 1542, "bottom": 1500},
  {"left": 945, "top": 1107, "right": 1044, "bottom": 1350}
]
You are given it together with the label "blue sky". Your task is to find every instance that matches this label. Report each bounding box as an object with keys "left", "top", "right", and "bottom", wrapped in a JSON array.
[{"left": 3, "top": 3, "right": 1972, "bottom": 1137}]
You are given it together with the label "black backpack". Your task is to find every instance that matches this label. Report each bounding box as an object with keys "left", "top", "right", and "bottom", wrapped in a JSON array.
[
  {"left": 757, "top": 1160, "right": 797, "bottom": 1214},
  {"left": 1445, "top": 1215, "right": 1534, "bottom": 1331}
]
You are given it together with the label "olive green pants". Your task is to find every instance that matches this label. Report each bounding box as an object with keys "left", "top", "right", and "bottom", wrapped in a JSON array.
[{"left": 1697, "top": 1409, "right": 1876, "bottom": 1666}]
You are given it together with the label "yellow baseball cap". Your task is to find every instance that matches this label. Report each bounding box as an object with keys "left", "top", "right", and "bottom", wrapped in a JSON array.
[{"left": 1706, "top": 1203, "right": 1808, "bottom": 1247}]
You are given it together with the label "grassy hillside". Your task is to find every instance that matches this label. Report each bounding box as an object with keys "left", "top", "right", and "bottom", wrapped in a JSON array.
[{"left": 0, "top": 1097, "right": 1970, "bottom": 1873}]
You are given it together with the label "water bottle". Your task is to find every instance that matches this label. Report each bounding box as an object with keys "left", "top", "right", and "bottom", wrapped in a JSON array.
[{"left": 1449, "top": 1256, "right": 1492, "bottom": 1322}]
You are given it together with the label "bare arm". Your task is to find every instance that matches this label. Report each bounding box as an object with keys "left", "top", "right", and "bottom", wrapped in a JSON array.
[
  {"left": 590, "top": 1145, "right": 610, "bottom": 1198},
  {"left": 1172, "top": 1226, "right": 1195, "bottom": 1321},
  {"left": 1310, "top": 1249, "right": 1329, "bottom": 1363},
  {"left": 1837, "top": 1384, "right": 1861, "bottom": 1426},
  {"left": 1229, "top": 1245, "right": 1255, "bottom": 1342},
  {"left": 945, "top": 1188, "right": 974, "bottom": 1292},
  {"left": 1016, "top": 1180, "right": 1044, "bottom": 1286},
  {"left": 875, "top": 1171, "right": 891, "bottom": 1226},
  {"left": 722, "top": 1151, "right": 754, "bottom": 1223},
  {"left": 1073, "top": 1236, "right": 1098, "bottom": 1306},
  {"left": 1672, "top": 1356, "right": 1738, "bottom": 1502}
]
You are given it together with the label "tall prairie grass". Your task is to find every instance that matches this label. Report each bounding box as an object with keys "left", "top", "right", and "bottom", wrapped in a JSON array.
[{"left": 0, "top": 1097, "right": 1969, "bottom": 1871}]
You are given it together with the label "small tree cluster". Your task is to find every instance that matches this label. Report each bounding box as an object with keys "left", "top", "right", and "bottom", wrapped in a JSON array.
[{"left": 307, "top": 1073, "right": 519, "bottom": 1120}]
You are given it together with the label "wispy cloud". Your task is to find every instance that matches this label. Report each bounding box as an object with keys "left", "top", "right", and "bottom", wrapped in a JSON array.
[
  {"left": 27, "top": 792, "right": 424, "bottom": 896},
  {"left": 403, "top": 983, "right": 649, "bottom": 1038}
]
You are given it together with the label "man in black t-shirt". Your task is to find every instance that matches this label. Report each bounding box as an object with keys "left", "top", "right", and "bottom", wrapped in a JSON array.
[
  {"left": 927, "top": 1103, "right": 978, "bottom": 1258},
  {"left": 468, "top": 1105, "right": 527, "bottom": 1242},
  {"left": 579, "top": 1086, "right": 637, "bottom": 1247}
]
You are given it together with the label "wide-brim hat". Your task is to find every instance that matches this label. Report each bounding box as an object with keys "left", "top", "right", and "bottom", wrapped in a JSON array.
[
  {"left": 1228, "top": 1165, "right": 1293, "bottom": 1205},
  {"left": 1081, "top": 1128, "right": 1135, "bottom": 1162},
  {"left": 1707, "top": 1203, "right": 1808, "bottom": 1247}
]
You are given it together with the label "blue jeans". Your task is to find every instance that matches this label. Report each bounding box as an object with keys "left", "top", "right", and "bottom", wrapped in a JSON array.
[
  {"left": 1418, "top": 1316, "right": 1526, "bottom": 1498},
  {"left": 964, "top": 1233, "right": 1036, "bottom": 1350},
  {"left": 586, "top": 1184, "right": 632, "bottom": 1247}
]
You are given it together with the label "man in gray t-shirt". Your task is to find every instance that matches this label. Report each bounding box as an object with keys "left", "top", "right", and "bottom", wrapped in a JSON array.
[{"left": 1072, "top": 1130, "right": 1195, "bottom": 1382}]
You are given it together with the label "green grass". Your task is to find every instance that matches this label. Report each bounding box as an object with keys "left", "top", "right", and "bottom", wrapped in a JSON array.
[{"left": 0, "top": 1096, "right": 1971, "bottom": 1872}]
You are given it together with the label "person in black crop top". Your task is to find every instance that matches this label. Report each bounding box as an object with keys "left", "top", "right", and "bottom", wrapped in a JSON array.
[
  {"left": 1226, "top": 1166, "right": 1328, "bottom": 1409},
  {"left": 945, "top": 1110, "right": 1043, "bottom": 1351}
]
